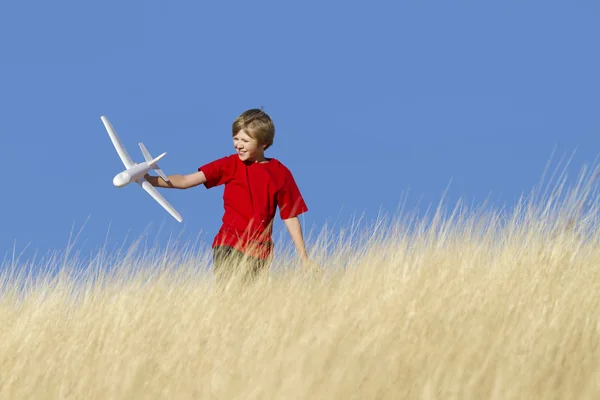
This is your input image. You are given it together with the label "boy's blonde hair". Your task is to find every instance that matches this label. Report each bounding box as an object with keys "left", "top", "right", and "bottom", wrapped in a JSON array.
[{"left": 232, "top": 109, "right": 275, "bottom": 150}]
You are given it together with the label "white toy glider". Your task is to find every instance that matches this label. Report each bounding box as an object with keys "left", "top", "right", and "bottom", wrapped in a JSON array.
[{"left": 101, "top": 116, "right": 183, "bottom": 223}]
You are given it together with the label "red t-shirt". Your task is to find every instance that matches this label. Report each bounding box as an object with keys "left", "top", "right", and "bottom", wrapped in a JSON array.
[{"left": 199, "top": 154, "right": 308, "bottom": 259}]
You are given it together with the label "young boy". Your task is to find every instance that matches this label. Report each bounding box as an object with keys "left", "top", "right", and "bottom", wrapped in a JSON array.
[{"left": 145, "top": 109, "right": 317, "bottom": 283}]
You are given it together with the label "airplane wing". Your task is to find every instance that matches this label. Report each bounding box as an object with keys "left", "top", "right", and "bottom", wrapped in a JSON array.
[
  {"left": 139, "top": 142, "right": 170, "bottom": 182},
  {"left": 101, "top": 116, "right": 135, "bottom": 169},
  {"left": 136, "top": 179, "right": 183, "bottom": 223}
]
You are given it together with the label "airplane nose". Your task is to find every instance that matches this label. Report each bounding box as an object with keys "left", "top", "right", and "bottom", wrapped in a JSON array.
[{"left": 113, "top": 172, "right": 130, "bottom": 187}]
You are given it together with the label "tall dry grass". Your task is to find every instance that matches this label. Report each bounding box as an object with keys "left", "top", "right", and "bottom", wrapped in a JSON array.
[{"left": 1, "top": 161, "right": 600, "bottom": 399}]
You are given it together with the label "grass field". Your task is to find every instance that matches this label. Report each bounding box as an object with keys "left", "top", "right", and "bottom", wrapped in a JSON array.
[{"left": 1, "top": 163, "right": 600, "bottom": 399}]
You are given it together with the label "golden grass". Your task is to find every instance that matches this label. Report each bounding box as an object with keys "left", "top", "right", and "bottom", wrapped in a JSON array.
[{"left": 1, "top": 163, "right": 600, "bottom": 399}]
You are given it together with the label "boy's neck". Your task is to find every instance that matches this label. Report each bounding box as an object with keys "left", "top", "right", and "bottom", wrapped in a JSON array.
[
  {"left": 243, "top": 153, "right": 269, "bottom": 165},
  {"left": 254, "top": 151, "right": 268, "bottom": 163}
]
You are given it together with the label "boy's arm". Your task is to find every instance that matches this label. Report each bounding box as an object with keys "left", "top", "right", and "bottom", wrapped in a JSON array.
[
  {"left": 284, "top": 217, "right": 323, "bottom": 275},
  {"left": 283, "top": 216, "right": 309, "bottom": 262},
  {"left": 145, "top": 171, "right": 207, "bottom": 189}
]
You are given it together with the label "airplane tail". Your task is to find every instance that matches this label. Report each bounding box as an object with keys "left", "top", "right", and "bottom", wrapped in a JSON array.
[{"left": 139, "top": 142, "right": 169, "bottom": 182}]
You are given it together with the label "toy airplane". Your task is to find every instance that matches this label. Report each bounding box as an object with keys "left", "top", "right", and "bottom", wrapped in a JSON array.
[{"left": 101, "top": 116, "right": 183, "bottom": 223}]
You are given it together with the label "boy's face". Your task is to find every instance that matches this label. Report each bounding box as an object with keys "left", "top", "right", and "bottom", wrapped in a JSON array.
[{"left": 233, "top": 129, "right": 265, "bottom": 162}]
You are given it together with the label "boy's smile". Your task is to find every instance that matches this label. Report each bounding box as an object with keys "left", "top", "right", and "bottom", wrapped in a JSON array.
[{"left": 233, "top": 129, "right": 266, "bottom": 163}]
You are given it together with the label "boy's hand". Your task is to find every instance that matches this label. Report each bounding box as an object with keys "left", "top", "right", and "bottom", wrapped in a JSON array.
[{"left": 302, "top": 259, "right": 323, "bottom": 279}]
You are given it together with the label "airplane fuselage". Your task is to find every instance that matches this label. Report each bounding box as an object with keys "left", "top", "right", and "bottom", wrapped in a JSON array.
[
  {"left": 113, "top": 162, "right": 152, "bottom": 187},
  {"left": 113, "top": 151, "right": 166, "bottom": 187}
]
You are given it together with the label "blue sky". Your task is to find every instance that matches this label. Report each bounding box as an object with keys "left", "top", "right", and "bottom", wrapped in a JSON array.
[{"left": 1, "top": 1, "right": 600, "bottom": 263}]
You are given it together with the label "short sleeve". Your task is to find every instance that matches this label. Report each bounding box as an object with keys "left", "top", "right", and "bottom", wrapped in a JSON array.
[
  {"left": 199, "top": 155, "right": 236, "bottom": 189},
  {"left": 278, "top": 174, "right": 308, "bottom": 219}
]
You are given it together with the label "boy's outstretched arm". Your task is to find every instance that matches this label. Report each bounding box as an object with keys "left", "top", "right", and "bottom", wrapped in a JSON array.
[{"left": 145, "top": 171, "right": 207, "bottom": 189}]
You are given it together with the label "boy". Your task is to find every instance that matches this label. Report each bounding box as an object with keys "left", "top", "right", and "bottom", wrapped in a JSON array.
[{"left": 145, "top": 109, "right": 317, "bottom": 283}]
